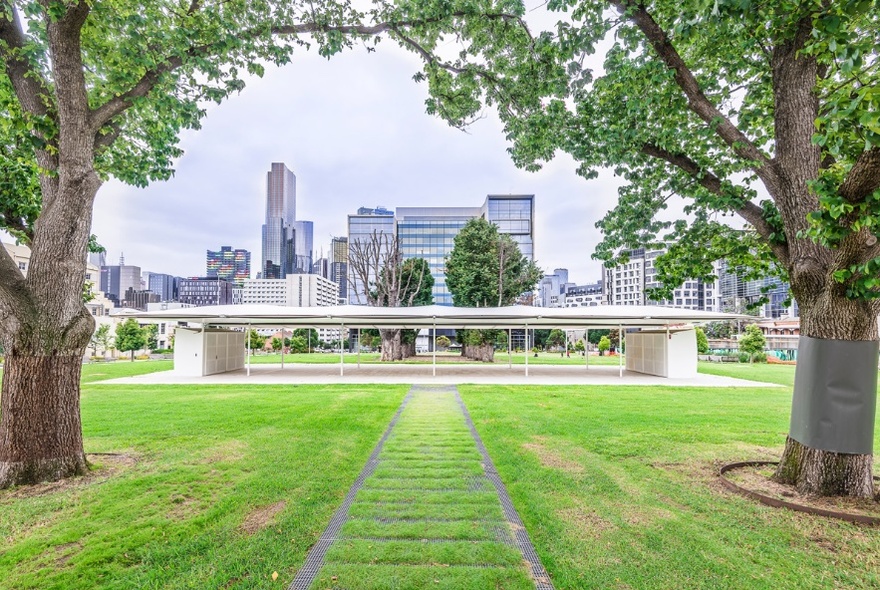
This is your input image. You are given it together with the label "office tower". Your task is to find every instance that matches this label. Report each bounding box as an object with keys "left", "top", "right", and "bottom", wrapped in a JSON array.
[
  {"left": 207, "top": 246, "right": 251, "bottom": 286},
  {"left": 99, "top": 254, "right": 141, "bottom": 304},
  {"left": 241, "top": 274, "right": 339, "bottom": 307},
  {"left": 261, "top": 163, "right": 296, "bottom": 279},
  {"left": 395, "top": 195, "right": 536, "bottom": 306},
  {"left": 484, "top": 194, "right": 535, "bottom": 261},
  {"left": 178, "top": 277, "right": 234, "bottom": 306},
  {"left": 292, "top": 220, "right": 314, "bottom": 273},
  {"left": 396, "top": 205, "right": 482, "bottom": 306},
  {"left": 331, "top": 236, "right": 348, "bottom": 302},
  {"left": 347, "top": 207, "right": 396, "bottom": 304},
  {"left": 148, "top": 273, "right": 179, "bottom": 302},
  {"left": 312, "top": 257, "right": 329, "bottom": 279}
]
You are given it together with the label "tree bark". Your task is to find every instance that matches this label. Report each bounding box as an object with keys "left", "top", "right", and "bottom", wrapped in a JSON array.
[
  {"left": 379, "top": 329, "right": 403, "bottom": 361},
  {"left": 464, "top": 343, "right": 495, "bottom": 362},
  {"left": 772, "top": 294, "right": 878, "bottom": 498},
  {"left": 0, "top": 329, "right": 91, "bottom": 488}
]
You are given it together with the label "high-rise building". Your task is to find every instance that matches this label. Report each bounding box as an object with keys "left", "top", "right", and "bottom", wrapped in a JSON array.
[
  {"left": 539, "top": 268, "right": 575, "bottom": 308},
  {"left": 261, "top": 163, "right": 296, "bottom": 279},
  {"left": 716, "top": 260, "right": 796, "bottom": 318},
  {"left": 312, "top": 256, "right": 329, "bottom": 279},
  {"left": 395, "top": 195, "right": 536, "bottom": 306},
  {"left": 347, "top": 207, "right": 397, "bottom": 304},
  {"left": 292, "top": 220, "right": 314, "bottom": 273},
  {"left": 564, "top": 282, "right": 605, "bottom": 307},
  {"left": 331, "top": 236, "right": 348, "bottom": 302},
  {"left": 148, "top": 273, "right": 179, "bottom": 302},
  {"left": 207, "top": 246, "right": 251, "bottom": 286},
  {"left": 241, "top": 274, "right": 339, "bottom": 307},
  {"left": 100, "top": 255, "right": 141, "bottom": 304},
  {"left": 603, "top": 248, "right": 718, "bottom": 311},
  {"left": 178, "top": 277, "right": 234, "bottom": 306}
]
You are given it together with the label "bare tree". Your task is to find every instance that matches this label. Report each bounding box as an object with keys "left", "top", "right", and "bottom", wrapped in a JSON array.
[{"left": 348, "top": 231, "right": 432, "bottom": 360}]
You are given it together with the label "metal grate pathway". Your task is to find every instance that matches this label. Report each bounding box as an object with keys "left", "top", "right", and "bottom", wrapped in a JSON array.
[{"left": 288, "top": 385, "right": 554, "bottom": 590}]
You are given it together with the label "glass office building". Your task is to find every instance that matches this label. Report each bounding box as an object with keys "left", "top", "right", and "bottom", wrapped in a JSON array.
[
  {"left": 397, "top": 206, "right": 483, "bottom": 305},
  {"left": 261, "top": 163, "right": 296, "bottom": 278},
  {"left": 485, "top": 195, "right": 534, "bottom": 261},
  {"left": 396, "top": 195, "right": 535, "bottom": 306},
  {"left": 347, "top": 209, "right": 396, "bottom": 304},
  {"left": 206, "top": 246, "right": 251, "bottom": 286}
]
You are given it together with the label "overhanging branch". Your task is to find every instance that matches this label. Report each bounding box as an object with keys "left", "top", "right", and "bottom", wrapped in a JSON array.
[
  {"left": 641, "top": 142, "right": 790, "bottom": 266},
  {"left": 89, "top": 11, "right": 525, "bottom": 133},
  {"left": 612, "top": 1, "right": 771, "bottom": 171}
]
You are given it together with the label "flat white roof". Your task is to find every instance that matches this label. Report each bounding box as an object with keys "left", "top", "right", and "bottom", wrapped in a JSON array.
[{"left": 128, "top": 304, "right": 746, "bottom": 329}]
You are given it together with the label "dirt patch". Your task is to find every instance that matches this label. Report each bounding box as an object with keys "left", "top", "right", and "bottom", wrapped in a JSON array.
[
  {"left": 1, "top": 453, "right": 138, "bottom": 500},
  {"left": 53, "top": 541, "right": 83, "bottom": 566},
  {"left": 557, "top": 506, "right": 615, "bottom": 540},
  {"left": 623, "top": 506, "right": 675, "bottom": 526},
  {"left": 522, "top": 438, "right": 583, "bottom": 474},
  {"left": 723, "top": 464, "right": 880, "bottom": 520},
  {"left": 202, "top": 440, "right": 248, "bottom": 464},
  {"left": 239, "top": 500, "right": 287, "bottom": 535}
]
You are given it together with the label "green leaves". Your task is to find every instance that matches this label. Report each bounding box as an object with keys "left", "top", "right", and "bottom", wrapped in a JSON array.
[{"left": 445, "top": 217, "right": 542, "bottom": 308}]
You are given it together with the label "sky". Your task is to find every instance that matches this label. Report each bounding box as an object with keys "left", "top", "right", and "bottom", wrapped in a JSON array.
[{"left": 86, "top": 15, "right": 623, "bottom": 284}]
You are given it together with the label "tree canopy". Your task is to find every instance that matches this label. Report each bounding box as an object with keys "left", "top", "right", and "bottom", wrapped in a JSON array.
[
  {"left": 445, "top": 218, "right": 542, "bottom": 308},
  {"left": 115, "top": 318, "right": 145, "bottom": 360}
]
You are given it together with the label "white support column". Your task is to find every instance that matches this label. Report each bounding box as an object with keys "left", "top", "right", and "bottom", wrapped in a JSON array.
[
  {"left": 508, "top": 328, "right": 512, "bottom": 369},
  {"left": 280, "top": 327, "right": 285, "bottom": 370},
  {"left": 585, "top": 328, "right": 589, "bottom": 370},
  {"left": 525, "top": 324, "right": 529, "bottom": 377},
  {"left": 432, "top": 322, "right": 437, "bottom": 377},
  {"left": 357, "top": 329, "right": 361, "bottom": 368},
  {"left": 246, "top": 323, "right": 251, "bottom": 377},
  {"left": 340, "top": 322, "right": 345, "bottom": 376},
  {"left": 618, "top": 325, "right": 623, "bottom": 378}
]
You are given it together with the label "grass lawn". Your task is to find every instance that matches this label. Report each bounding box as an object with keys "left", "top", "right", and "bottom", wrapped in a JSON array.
[
  {"left": 460, "top": 379, "right": 880, "bottom": 589},
  {"left": 0, "top": 371, "right": 408, "bottom": 589},
  {"left": 4, "top": 361, "right": 880, "bottom": 589}
]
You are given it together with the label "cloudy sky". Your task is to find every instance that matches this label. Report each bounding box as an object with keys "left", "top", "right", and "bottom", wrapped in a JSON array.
[{"left": 90, "top": 15, "right": 623, "bottom": 284}]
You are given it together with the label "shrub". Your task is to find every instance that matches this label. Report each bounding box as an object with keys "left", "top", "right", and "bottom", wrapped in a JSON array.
[
  {"left": 738, "top": 352, "right": 751, "bottom": 363},
  {"left": 750, "top": 352, "right": 768, "bottom": 363}
]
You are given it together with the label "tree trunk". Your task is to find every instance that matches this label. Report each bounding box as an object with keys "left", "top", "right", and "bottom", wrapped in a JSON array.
[
  {"left": 379, "top": 329, "right": 403, "bottom": 361},
  {"left": 772, "top": 292, "right": 878, "bottom": 498},
  {"left": 0, "top": 324, "right": 92, "bottom": 488},
  {"left": 464, "top": 343, "right": 495, "bottom": 362},
  {"left": 0, "top": 156, "right": 101, "bottom": 489}
]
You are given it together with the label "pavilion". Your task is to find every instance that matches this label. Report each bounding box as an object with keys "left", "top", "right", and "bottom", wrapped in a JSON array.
[{"left": 129, "top": 304, "right": 745, "bottom": 380}]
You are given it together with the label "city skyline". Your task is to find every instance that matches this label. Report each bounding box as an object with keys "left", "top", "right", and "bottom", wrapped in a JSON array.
[{"left": 79, "top": 45, "right": 626, "bottom": 284}]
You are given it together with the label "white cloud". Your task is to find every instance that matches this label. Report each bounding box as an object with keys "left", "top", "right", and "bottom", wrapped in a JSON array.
[{"left": 92, "top": 38, "right": 618, "bottom": 283}]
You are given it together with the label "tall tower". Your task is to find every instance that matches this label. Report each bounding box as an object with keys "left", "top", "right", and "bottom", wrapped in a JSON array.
[
  {"left": 261, "top": 163, "right": 296, "bottom": 279},
  {"left": 293, "top": 220, "right": 314, "bottom": 274}
]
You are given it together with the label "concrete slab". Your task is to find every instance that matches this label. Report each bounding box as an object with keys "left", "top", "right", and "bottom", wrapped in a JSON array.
[{"left": 100, "top": 363, "right": 779, "bottom": 387}]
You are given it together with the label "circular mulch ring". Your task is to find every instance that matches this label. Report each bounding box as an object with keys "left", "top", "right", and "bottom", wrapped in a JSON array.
[{"left": 719, "top": 461, "right": 880, "bottom": 525}]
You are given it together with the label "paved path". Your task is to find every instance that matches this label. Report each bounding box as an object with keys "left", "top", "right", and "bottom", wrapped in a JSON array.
[
  {"left": 289, "top": 385, "right": 553, "bottom": 590},
  {"left": 102, "top": 362, "right": 777, "bottom": 387}
]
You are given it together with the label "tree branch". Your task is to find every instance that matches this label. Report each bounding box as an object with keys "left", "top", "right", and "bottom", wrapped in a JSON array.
[
  {"left": 612, "top": 1, "right": 771, "bottom": 169},
  {"left": 641, "top": 142, "right": 790, "bottom": 266},
  {"left": 840, "top": 147, "right": 880, "bottom": 203},
  {"left": 0, "top": 2, "right": 59, "bottom": 174},
  {"left": 89, "top": 11, "right": 525, "bottom": 132},
  {"left": 0, "top": 242, "right": 33, "bottom": 321}
]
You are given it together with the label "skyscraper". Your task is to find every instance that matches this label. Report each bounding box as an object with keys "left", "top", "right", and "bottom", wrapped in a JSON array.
[
  {"left": 261, "top": 163, "right": 296, "bottom": 279},
  {"left": 99, "top": 254, "right": 141, "bottom": 305},
  {"left": 331, "top": 236, "right": 348, "bottom": 302},
  {"left": 292, "top": 220, "right": 314, "bottom": 273},
  {"left": 347, "top": 208, "right": 396, "bottom": 304},
  {"left": 207, "top": 246, "right": 251, "bottom": 286}
]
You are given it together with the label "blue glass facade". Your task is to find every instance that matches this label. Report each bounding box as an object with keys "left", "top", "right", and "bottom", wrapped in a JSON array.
[{"left": 347, "top": 212, "right": 396, "bottom": 304}]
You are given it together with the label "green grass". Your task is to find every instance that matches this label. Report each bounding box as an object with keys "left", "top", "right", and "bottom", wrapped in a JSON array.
[
  {"left": 698, "top": 360, "right": 798, "bottom": 387},
  {"left": 0, "top": 381, "right": 408, "bottom": 589},
  {"left": 460, "top": 382, "right": 880, "bottom": 589},
  {"left": 308, "top": 388, "right": 534, "bottom": 590},
  {"left": 5, "top": 360, "right": 880, "bottom": 589}
]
